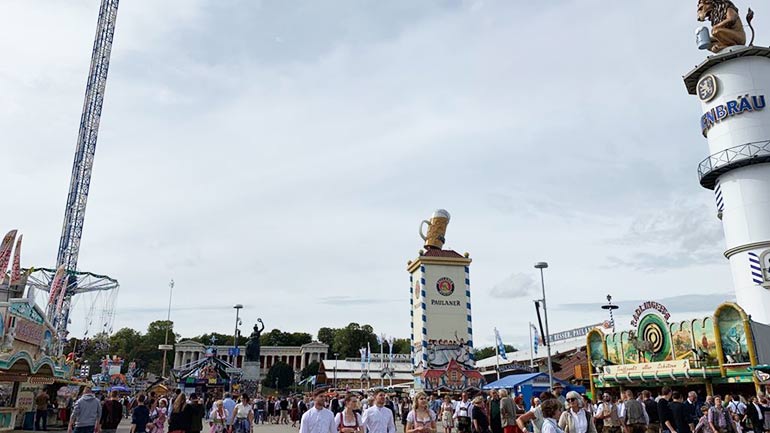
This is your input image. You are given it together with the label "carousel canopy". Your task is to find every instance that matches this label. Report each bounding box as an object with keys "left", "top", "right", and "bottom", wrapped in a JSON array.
[{"left": 172, "top": 355, "right": 236, "bottom": 384}]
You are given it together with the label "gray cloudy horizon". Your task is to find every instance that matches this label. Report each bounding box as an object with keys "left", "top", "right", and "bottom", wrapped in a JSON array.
[{"left": 1, "top": 0, "right": 742, "bottom": 349}]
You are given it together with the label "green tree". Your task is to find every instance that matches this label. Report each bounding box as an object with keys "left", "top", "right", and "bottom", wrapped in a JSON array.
[
  {"left": 317, "top": 327, "right": 337, "bottom": 356},
  {"left": 300, "top": 361, "right": 320, "bottom": 379},
  {"left": 189, "top": 332, "right": 246, "bottom": 346},
  {"left": 331, "top": 323, "right": 380, "bottom": 358},
  {"left": 391, "top": 338, "right": 412, "bottom": 354},
  {"left": 136, "top": 320, "right": 177, "bottom": 376},
  {"left": 260, "top": 329, "right": 312, "bottom": 347},
  {"left": 473, "top": 345, "right": 516, "bottom": 360},
  {"left": 263, "top": 361, "right": 294, "bottom": 390},
  {"left": 109, "top": 328, "right": 143, "bottom": 369}
]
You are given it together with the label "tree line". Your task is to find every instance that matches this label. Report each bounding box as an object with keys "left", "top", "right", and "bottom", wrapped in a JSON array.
[{"left": 70, "top": 320, "right": 512, "bottom": 379}]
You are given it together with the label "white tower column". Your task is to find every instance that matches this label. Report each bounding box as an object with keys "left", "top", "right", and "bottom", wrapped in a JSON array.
[{"left": 685, "top": 47, "right": 770, "bottom": 323}]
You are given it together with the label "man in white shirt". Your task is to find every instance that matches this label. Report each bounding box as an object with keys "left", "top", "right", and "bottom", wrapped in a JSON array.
[
  {"left": 727, "top": 396, "right": 747, "bottom": 417},
  {"left": 300, "top": 392, "right": 335, "bottom": 433},
  {"left": 454, "top": 392, "right": 473, "bottom": 433},
  {"left": 362, "top": 391, "right": 396, "bottom": 433}
]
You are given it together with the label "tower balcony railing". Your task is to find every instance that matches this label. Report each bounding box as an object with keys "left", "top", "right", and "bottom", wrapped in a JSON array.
[{"left": 698, "top": 140, "right": 770, "bottom": 189}]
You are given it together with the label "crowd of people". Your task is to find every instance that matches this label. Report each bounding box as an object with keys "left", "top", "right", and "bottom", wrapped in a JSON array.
[
  {"left": 51, "top": 384, "right": 770, "bottom": 433},
  {"left": 511, "top": 386, "right": 770, "bottom": 433}
]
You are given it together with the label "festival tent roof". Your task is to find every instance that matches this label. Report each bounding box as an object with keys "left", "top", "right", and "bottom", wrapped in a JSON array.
[
  {"left": 482, "top": 372, "right": 567, "bottom": 390},
  {"left": 172, "top": 355, "right": 236, "bottom": 381}
]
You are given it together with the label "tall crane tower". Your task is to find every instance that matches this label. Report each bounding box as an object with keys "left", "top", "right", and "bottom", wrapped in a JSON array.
[{"left": 27, "top": 0, "right": 121, "bottom": 349}]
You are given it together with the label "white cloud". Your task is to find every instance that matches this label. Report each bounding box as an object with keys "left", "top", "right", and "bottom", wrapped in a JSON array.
[
  {"left": 489, "top": 273, "right": 537, "bottom": 299},
  {"left": 0, "top": 1, "right": 737, "bottom": 349}
]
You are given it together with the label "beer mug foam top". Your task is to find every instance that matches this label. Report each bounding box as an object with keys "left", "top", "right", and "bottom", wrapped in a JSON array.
[{"left": 420, "top": 209, "right": 451, "bottom": 250}]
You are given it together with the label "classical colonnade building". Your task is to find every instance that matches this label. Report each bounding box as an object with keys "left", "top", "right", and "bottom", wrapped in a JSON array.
[{"left": 173, "top": 340, "right": 328, "bottom": 378}]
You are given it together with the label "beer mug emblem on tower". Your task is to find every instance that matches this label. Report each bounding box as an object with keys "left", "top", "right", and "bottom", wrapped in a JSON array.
[{"left": 419, "top": 209, "right": 451, "bottom": 250}]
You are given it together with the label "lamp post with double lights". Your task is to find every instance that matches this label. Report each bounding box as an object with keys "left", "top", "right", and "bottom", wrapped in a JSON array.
[
  {"left": 601, "top": 295, "right": 619, "bottom": 332},
  {"left": 159, "top": 279, "right": 175, "bottom": 378},
  {"left": 334, "top": 352, "right": 339, "bottom": 388},
  {"left": 233, "top": 304, "right": 243, "bottom": 367},
  {"left": 534, "top": 262, "right": 554, "bottom": 391}
]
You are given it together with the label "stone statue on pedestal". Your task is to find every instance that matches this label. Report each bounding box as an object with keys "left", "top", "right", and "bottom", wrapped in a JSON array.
[{"left": 245, "top": 319, "right": 264, "bottom": 362}]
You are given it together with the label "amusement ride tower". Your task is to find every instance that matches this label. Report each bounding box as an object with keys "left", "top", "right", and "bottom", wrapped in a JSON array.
[
  {"left": 26, "top": 0, "right": 121, "bottom": 349},
  {"left": 685, "top": 4, "right": 770, "bottom": 323}
]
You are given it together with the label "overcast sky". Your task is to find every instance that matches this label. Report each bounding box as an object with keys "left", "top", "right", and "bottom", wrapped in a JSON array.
[{"left": 0, "top": 0, "right": 745, "bottom": 349}]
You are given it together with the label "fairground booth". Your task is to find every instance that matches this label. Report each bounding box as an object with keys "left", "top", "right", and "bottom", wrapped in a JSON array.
[
  {"left": 172, "top": 347, "right": 238, "bottom": 399},
  {"left": 587, "top": 302, "right": 770, "bottom": 397},
  {"left": 0, "top": 230, "right": 86, "bottom": 431},
  {"left": 483, "top": 373, "right": 584, "bottom": 410},
  {"left": 0, "top": 297, "right": 79, "bottom": 431}
]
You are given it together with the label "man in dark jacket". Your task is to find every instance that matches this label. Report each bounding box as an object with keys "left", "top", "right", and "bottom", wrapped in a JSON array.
[
  {"left": 746, "top": 396, "right": 766, "bottom": 433},
  {"left": 669, "top": 392, "right": 689, "bottom": 433},
  {"left": 642, "top": 391, "right": 660, "bottom": 433},
  {"left": 658, "top": 387, "right": 677, "bottom": 433},
  {"left": 100, "top": 391, "right": 123, "bottom": 433},
  {"left": 683, "top": 392, "right": 699, "bottom": 432},
  {"left": 130, "top": 395, "right": 150, "bottom": 433}
]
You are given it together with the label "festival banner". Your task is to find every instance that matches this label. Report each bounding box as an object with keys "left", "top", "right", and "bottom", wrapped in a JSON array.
[
  {"left": 0, "top": 230, "right": 18, "bottom": 279},
  {"left": 602, "top": 359, "right": 689, "bottom": 376},
  {"left": 547, "top": 323, "right": 603, "bottom": 343},
  {"left": 10, "top": 235, "right": 22, "bottom": 284},
  {"left": 48, "top": 266, "right": 66, "bottom": 307},
  {"left": 495, "top": 328, "right": 508, "bottom": 360}
]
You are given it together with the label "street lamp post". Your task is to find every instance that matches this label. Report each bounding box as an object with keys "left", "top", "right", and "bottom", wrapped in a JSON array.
[
  {"left": 233, "top": 304, "right": 243, "bottom": 367},
  {"left": 601, "top": 295, "right": 619, "bottom": 332},
  {"left": 159, "top": 279, "right": 175, "bottom": 378},
  {"left": 334, "top": 353, "right": 339, "bottom": 388},
  {"left": 534, "top": 262, "right": 554, "bottom": 391}
]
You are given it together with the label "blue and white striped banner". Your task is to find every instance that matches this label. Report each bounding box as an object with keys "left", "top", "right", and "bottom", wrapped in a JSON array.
[{"left": 749, "top": 252, "right": 764, "bottom": 284}]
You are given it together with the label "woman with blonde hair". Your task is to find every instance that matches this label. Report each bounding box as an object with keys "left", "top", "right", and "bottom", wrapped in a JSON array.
[
  {"left": 558, "top": 391, "right": 596, "bottom": 433},
  {"left": 168, "top": 393, "right": 191, "bottom": 433},
  {"left": 209, "top": 400, "right": 229, "bottom": 433},
  {"left": 407, "top": 392, "right": 437, "bottom": 433},
  {"left": 442, "top": 396, "right": 455, "bottom": 433},
  {"left": 500, "top": 390, "right": 518, "bottom": 433}
]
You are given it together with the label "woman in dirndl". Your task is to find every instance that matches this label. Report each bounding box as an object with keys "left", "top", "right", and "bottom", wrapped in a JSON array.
[
  {"left": 442, "top": 396, "right": 455, "bottom": 433},
  {"left": 209, "top": 400, "right": 229, "bottom": 433},
  {"left": 148, "top": 398, "right": 167, "bottom": 433}
]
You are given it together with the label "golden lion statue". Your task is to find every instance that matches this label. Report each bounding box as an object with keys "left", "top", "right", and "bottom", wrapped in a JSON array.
[{"left": 697, "top": 0, "right": 755, "bottom": 53}]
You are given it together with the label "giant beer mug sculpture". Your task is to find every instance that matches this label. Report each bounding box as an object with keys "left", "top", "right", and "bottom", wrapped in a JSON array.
[{"left": 419, "top": 209, "right": 451, "bottom": 250}]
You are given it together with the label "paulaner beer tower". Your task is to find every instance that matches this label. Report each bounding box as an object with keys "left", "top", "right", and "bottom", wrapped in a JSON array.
[
  {"left": 407, "top": 210, "right": 484, "bottom": 392},
  {"left": 686, "top": 1, "right": 770, "bottom": 323}
]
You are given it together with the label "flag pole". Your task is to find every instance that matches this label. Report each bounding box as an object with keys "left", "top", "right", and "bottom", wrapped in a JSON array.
[
  {"left": 495, "top": 329, "right": 501, "bottom": 381},
  {"left": 529, "top": 322, "right": 535, "bottom": 368},
  {"left": 380, "top": 335, "right": 385, "bottom": 387}
]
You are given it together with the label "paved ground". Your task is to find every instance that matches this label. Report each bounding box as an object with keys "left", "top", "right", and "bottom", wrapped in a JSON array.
[
  {"left": 17, "top": 417, "right": 416, "bottom": 433},
  {"left": 109, "top": 419, "right": 317, "bottom": 433}
]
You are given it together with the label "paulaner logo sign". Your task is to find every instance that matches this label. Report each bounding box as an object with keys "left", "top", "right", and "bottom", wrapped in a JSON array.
[{"left": 701, "top": 94, "right": 766, "bottom": 136}]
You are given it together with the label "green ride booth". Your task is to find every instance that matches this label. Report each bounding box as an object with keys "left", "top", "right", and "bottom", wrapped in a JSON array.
[{"left": 587, "top": 302, "right": 770, "bottom": 397}]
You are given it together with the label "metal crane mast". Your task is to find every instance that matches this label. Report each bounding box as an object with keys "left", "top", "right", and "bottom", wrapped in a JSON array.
[{"left": 50, "top": 0, "right": 120, "bottom": 338}]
